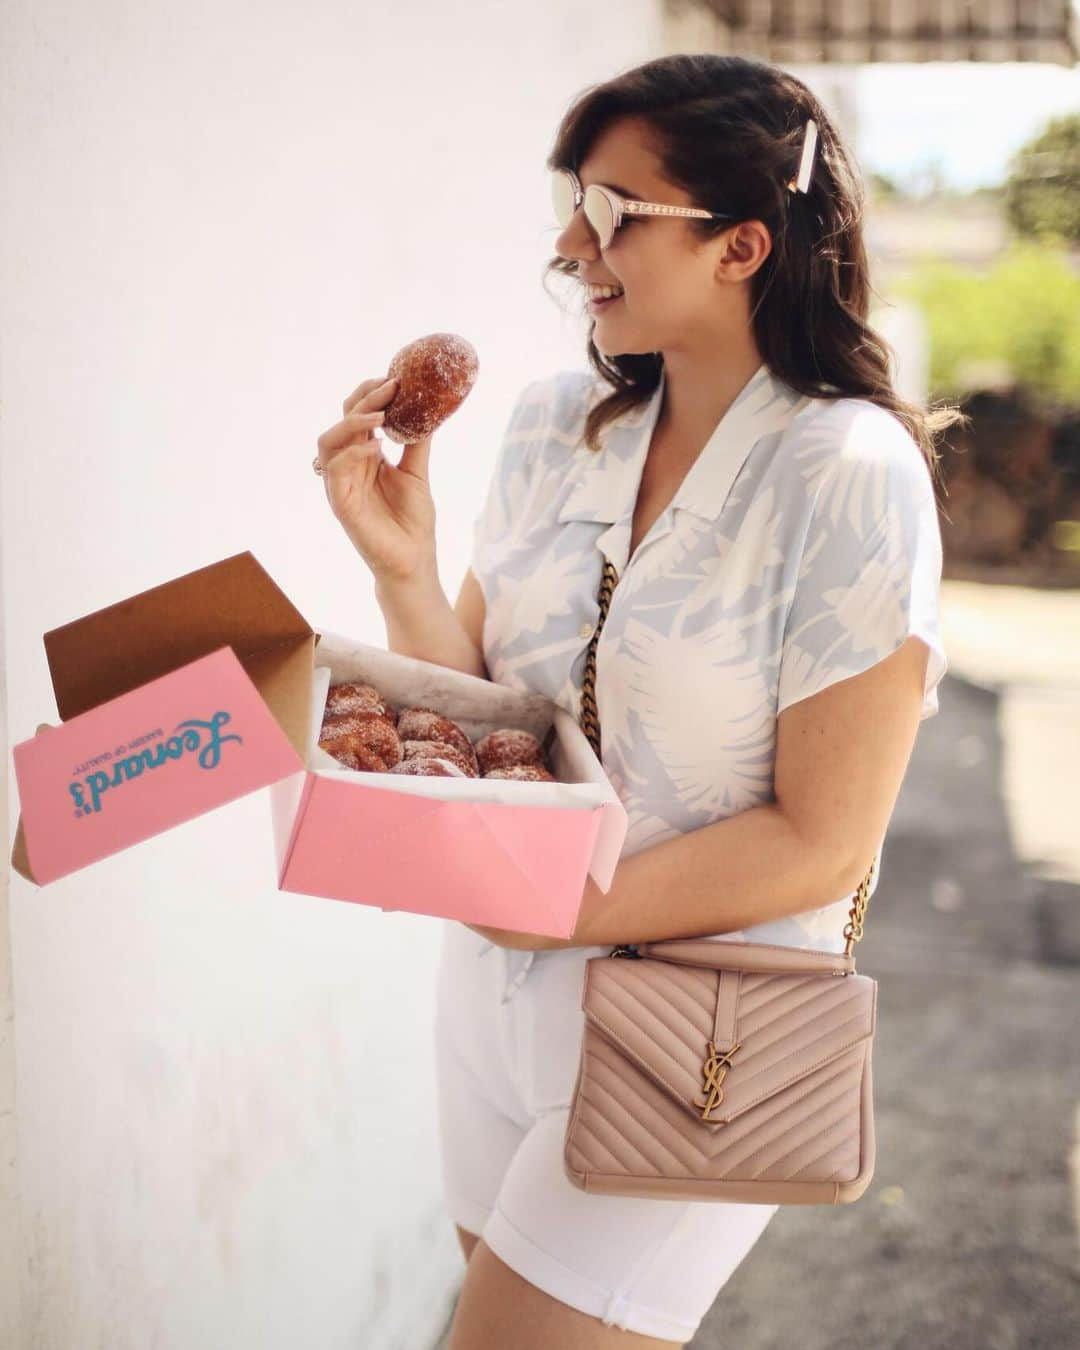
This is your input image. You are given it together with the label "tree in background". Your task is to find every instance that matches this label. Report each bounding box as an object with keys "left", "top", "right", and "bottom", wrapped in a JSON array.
[
  {"left": 1004, "top": 113, "right": 1080, "bottom": 244},
  {"left": 896, "top": 242, "right": 1080, "bottom": 406},
  {"left": 890, "top": 112, "right": 1080, "bottom": 574}
]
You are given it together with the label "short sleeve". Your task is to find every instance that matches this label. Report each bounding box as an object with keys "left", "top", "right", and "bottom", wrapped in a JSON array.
[
  {"left": 777, "top": 425, "right": 948, "bottom": 722},
  {"left": 467, "top": 380, "right": 544, "bottom": 604}
]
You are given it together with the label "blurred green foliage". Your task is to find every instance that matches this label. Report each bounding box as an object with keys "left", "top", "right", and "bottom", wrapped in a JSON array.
[
  {"left": 894, "top": 240, "right": 1080, "bottom": 404},
  {"left": 1004, "top": 113, "right": 1080, "bottom": 243}
]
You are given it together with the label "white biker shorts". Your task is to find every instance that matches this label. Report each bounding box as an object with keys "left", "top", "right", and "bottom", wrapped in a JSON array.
[{"left": 433, "top": 920, "right": 779, "bottom": 1344}]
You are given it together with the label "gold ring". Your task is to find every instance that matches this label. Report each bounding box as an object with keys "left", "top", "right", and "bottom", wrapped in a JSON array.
[{"left": 312, "top": 455, "right": 324, "bottom": 476}]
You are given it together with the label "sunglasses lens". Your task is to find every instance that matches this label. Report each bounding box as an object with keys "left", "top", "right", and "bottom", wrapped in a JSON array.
[
  {"left": 551, "top": 170, "right": 577, "bottom": 228},
  {"left": 583, "top": 186, "right": 614, "bottom": 249}
]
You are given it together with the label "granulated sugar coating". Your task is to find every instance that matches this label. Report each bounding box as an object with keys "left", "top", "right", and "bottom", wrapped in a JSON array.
[
  {"left": 318, "top": 711, "right": 404, "bottom": 768},
  {"left": 382, "top": 333, "right": 479, "bottom": 444},
  {"left": 401, "top": 739, "right": 479, "bottom": 777},
  {"left": 474, "top": 728, "right": 546, "bottom": 775},
  {"left": 325, "top": 681, "right": 397, "bottom": 723},
  {"left": 484, "top": 763, "right": 556, "bottom": 782},
  {"left": 396, "top": 707, "right": 476, "bottom": 763},
  {"left": 388, "top": 756, "right": 467, "bottom": 777}
]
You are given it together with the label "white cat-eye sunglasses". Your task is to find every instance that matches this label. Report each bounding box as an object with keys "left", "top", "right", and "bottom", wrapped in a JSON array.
[
  {"left": 550, "top": 166, "right": 739, "bottom": 250},
  {"left": 551, "top": 119, "right": 819, "bottom": 250}
]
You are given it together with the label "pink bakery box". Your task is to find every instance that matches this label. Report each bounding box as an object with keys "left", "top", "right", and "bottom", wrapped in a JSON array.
[
  {"left": 10, "top": 551, "right": 628, "bottom": 937},
  {"left": 269, "top": 631, "right": 628, "bottom": 936}
]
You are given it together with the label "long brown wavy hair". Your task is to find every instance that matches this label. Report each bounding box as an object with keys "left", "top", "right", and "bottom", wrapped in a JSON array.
[{"left": 542, "top": 53, "right": 965, "bottom": 494}]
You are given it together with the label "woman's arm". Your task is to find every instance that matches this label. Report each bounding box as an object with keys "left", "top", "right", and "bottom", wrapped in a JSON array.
[
  {"left": 374, "top": 564, "right": 487, "bottom": 679},
  {"left": 471, "top": 633, "right": 930, "bottom": 950}
]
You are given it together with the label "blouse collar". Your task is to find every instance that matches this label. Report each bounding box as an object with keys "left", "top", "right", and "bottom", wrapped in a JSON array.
[{"left": 557, "top": 363, "right": 811, "bottom": 545}]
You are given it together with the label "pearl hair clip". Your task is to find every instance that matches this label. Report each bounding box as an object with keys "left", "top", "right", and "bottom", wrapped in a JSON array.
[{"left": 786, "top": 118, "right": 819, "bottom": 194}]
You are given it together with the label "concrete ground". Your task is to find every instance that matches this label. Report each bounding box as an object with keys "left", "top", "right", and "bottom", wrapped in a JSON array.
[
  {"left": 690, "top": 580, "right": 1080, "bottom": 1349},
  {"left": 434, "top": 581, "right": 1080, "bottom": 1349}
]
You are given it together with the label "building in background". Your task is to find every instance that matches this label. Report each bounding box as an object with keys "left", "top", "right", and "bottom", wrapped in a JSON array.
[
  {"left": 658, "top": 0, "right": 1080, "bottom": 581},
  {"left": 661, "top": 0, "right": 1079, "bottom": 66}
]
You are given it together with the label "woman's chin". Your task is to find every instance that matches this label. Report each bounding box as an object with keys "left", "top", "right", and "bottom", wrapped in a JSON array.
[
  {"left": 591, "top": 316, "right": 647, "bottom": 358},
  {"left": 593, "top": 330, "right": 655, "bottom": 359}
]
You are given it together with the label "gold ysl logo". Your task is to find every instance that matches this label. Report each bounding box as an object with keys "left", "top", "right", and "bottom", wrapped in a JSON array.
[{"left": 694, "top": 1040, "right": 740, "bottom": 1121}]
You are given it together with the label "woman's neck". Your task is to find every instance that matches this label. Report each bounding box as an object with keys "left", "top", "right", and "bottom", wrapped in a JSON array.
[{"left": 654, "top": 340, "right": 765, "bottom": 457}]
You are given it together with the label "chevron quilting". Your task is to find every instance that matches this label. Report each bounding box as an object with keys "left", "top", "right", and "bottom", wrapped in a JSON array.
[{"left": 566, "top": 953, "right": 875, "bottom": 1193}]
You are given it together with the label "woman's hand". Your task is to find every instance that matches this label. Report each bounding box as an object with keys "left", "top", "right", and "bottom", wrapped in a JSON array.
[
  {"left": 461, "top": 922, "right": 580, "bottom": 952},
  {"left": 460, "top": 874, "right": 615, "bottom": 949},
  {"left": 314, "top": 376, "right": 438, "bottom": 583}
]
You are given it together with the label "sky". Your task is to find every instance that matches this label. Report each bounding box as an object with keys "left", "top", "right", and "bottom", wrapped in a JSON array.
[{"left": 855, "top": 57, "right": 1079, "bottom": 192}]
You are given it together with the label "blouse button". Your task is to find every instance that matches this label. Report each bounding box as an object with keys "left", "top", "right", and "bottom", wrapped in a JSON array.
[{"left": 578, "top": 621, "right": 594, "bottom": 639}]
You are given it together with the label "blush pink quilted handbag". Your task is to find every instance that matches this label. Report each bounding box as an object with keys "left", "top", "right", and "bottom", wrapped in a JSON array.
[{"left": 564, "top": 556, "right": 878, "bottom": 1205}]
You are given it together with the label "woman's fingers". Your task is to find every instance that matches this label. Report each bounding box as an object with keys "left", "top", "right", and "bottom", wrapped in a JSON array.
[
  {"left": 319, "top": 439, "right": 386, "bottom": 508},
  {"left": 343, "top": 375, "right": 399, "bottom": 416},
  {"left": 320, "top": 410, "right": 386, "bottom": 450},
  {"left": 395, "top": 434, "right": 432, "bottom": 481},
  {"left": 318, "top": 410, "right": 385, "bottom": 451},
  {"left": 315, "top": 411, "right": 386, "bottom": 473},
  {"left": 342, "top": 377, "right": 387, "bottom": 415},
  {"left": 314, "top": 374, "right": 401, "bottom": 476},
  {"left": 323, "top": 436, "right": 384, "bottom": 480}
]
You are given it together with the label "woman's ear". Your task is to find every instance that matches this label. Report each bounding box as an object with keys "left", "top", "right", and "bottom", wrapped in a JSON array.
[{"left": 715, "top": 219, "right": 772, "bottom": 281}]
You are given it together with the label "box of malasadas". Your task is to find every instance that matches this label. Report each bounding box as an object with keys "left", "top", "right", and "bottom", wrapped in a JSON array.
[
  {"left": 11, "top": 550, "right": 628, "bottom": 937},
  {"left": 271, "top": 633, "right": 628, "bottom": 936}
]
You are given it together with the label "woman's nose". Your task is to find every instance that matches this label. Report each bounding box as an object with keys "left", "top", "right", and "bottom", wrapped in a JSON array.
[{"left": 554, "top": 213, "right": 598, "bottom": 263}]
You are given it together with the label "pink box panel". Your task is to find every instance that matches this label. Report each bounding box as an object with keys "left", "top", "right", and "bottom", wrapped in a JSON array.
[
  {"left": 278, "top": 773, "right": 603, "bottom": 937},
  {"left": 13, "top": 646, "right": 304, "bottom": 884}
]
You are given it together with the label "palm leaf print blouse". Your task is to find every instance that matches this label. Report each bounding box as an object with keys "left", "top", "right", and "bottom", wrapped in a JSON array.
[{"left": 469, "top": 361, "right": 947, "bottom": 956}]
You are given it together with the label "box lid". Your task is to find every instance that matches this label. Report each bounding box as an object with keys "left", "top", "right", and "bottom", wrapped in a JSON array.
[
  {"left": 11, "top": 551, "right": 315, "bottom": 884},
  {"left": 44, "top": 549, "right": 312, "bottom": 728}
]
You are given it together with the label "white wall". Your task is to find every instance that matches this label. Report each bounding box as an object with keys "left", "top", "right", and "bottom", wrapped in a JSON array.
[
  {"left": 0, "top": 2, "right": 660, "bottom": 1346},
  {"left": 1, "top": 409, "right": 26, "bottom": 1346}
]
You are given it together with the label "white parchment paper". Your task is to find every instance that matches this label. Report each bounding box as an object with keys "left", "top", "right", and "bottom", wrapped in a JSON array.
[{"left": 307, "top": 629, "right": 621, "bottom": 816}]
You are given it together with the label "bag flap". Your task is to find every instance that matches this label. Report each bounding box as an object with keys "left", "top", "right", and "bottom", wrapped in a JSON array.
[
  {"left": 582, "top": 955, "right": 876, "bottom": 1130},
  {"left": 634, "top": 937, "right": 855, "bottom": 975}
]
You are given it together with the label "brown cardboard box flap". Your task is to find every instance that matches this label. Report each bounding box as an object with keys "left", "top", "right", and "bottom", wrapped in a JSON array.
[
  {"left": 11, "top": 721, "right": 58, "bottom": 883},
  {"left": 43, "top": 551, "right": 312, "bottom": 721},
  {"left": 11, "top": 817, "right": 33, "bottom": 885},
  {"left": 11, "top": 814, "right": 37, "bottom": 884}
]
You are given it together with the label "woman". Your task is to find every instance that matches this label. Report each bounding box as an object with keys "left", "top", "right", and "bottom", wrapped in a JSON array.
[{"left": 314, "top": 52, "right": 959, "bottom": 1350}]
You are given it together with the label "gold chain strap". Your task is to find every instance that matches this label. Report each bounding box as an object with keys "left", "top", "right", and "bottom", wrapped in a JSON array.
[
  {"left": 578, "top": 554, "right": 875, "bottom": 955},
  {"left": 579, "top": 556, "right": 619, "bottom": 762}
]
